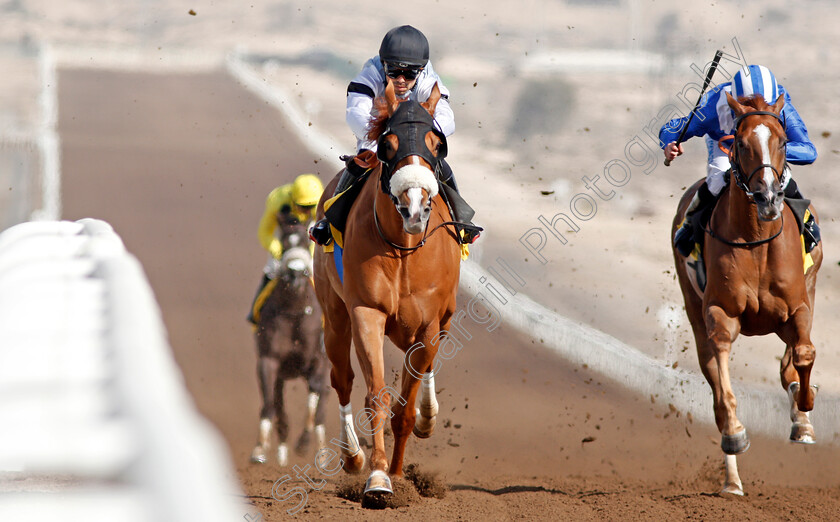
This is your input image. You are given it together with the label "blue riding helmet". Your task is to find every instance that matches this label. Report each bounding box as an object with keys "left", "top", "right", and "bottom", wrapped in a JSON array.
[{"left": 732, "top": 65, "right": 779, "bottom": 102}]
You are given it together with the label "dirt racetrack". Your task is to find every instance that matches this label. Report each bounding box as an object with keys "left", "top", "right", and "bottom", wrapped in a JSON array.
[{"left": 59, "top": 69, "right": 840, "bottom": 520}]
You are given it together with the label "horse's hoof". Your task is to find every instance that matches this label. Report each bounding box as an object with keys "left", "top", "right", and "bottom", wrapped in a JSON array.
[
  {"left": 250, "top": 447, "right": 267, "bottom": 464},
  {"left": 361, "top": 470, "right": 393, "bottom": 509},
  {"left": 720, "top": 483, "right": 745, "bottom": 496},
  {"left": 364, "top": 470, "right": 393, "bottom": 493},
  {"left": 341, "top": 450, "right": 366, "bottom": 474},
  {"left": 413, "top": 422, "right": 435, "bottom": 439},
  {"left": 721, "top": 429, "right": 750, "bottom": 455},
  {"left": 790, "top": 422, "right": 817, "bottom": 444}
]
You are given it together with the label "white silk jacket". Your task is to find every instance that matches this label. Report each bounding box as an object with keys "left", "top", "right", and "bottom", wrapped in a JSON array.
[{"left": 346, "top": 56, "right": 455, "bottom": 152}]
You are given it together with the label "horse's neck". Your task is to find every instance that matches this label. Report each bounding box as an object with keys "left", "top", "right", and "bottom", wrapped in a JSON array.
[{"left": 723, "top": 186, "right": 776, "bottom": 242}]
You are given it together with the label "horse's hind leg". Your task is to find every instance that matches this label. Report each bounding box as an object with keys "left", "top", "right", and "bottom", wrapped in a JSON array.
[
  {"left": 779, "top": 310, "right": 818, "bottom": 444},
  {"left": 412, "top": 371, "right": 439, "bottom": 439},
  {"left": 389, "top": 334, "right": 439, "bottom": 477},
  {"left": 296, "top": 346, "right": 329, "bottom": 456},
  {"left": 251, "top": 355, "right": 279, "bottom": 464}
]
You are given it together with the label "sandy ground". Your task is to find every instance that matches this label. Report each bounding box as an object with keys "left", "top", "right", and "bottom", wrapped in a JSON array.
[{"left": 58, "top": 68, "right": 840, "bottom": 520}]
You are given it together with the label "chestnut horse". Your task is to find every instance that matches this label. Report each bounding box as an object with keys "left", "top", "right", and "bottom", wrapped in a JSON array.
[
  {"left": 251, "top": 212, "right": 329, "bottom": 466},
  {"left": 672, "top": 93, "right": 823, "bottom": 495},
  {"left": 313, "top": 80, "right": 460, "bottom": 505}
]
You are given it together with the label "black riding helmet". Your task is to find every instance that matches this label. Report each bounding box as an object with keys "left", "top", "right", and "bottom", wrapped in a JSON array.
[{"left": 379, "top": 25, "right": 429, "bottom": 68}]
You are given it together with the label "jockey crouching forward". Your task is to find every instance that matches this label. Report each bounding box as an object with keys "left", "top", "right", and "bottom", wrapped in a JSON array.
[
  {"left": 310, "top": 24, "right": 479, "bottom": 246},
  {"left": 247, "top": 173, "right": 324, "bottom": 327},
  {"left": 662, "top": 64, "right": 820, "bottom": 257}
]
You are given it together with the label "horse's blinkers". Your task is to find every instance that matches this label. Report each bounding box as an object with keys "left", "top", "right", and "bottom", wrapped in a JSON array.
[{"left": 376, "top": 100, "right": 447, "bottom": 196}]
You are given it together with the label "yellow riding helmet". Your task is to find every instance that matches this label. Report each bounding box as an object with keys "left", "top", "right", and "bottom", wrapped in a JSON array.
[{"left": 291, "top": 174, "right": 324, "bottom": 207}]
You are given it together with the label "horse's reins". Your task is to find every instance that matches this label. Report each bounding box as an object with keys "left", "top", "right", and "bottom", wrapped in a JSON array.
[{"left": 705, "top": 110, "right": 787, "bottom": 248}]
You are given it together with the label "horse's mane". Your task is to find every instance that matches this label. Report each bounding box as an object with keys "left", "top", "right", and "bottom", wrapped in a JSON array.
[
  {"left": 365, "top": 96, "right": 394, "bottom": 142},
  {"left": 736, "top": 94, "right": 772, "bottom": 110}
]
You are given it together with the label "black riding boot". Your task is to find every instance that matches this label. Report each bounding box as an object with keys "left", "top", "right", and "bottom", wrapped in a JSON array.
[
  {"left": 247, "top": 273, "right": 271, "bottom": 326},
  {"left": 438, "top": 160, "right": 482, "bottom": 244},
  {"left": 309, "top": 153, "right": 372, "bottom": 246},
  {"left": 784, "top": 178, "right": 821, "bottom": 253},
  {"left": 674, "top": 181, "right": 716, "bottom": 257}
]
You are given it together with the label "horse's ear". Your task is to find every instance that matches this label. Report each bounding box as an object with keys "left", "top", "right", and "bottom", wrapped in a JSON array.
[
  {"left": 771, "top": 93, "right": 785, "bottom": 114},
  {"left": 726, "top": 90, "right": 747, "bottom": 115},
  {"left": 422, "top": 82, "right": 441, "bottom": 117},
  {"left": 384, "top": 78, "right": 399, "bottom": 115}
]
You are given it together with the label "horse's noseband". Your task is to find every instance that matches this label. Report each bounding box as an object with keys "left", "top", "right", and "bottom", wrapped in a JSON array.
[{"left": 730, "top": 110, "right": 787, "bottom": 200}]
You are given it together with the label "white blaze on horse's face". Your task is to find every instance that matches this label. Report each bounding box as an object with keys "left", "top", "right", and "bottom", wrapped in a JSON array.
[
  {"left": 288, "top": 233, "right": 301, "bottom": 248},
  {"left": 389, "top": 163, "right": 439, "bottom": 234},
  {"left": 752, "top": 123, "right": 784, "bottom": 221}
]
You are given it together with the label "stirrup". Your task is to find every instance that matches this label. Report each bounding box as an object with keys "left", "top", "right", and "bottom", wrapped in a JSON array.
[
  {"left": 674, "top": 221, "right": 694, "bottom": 257},
  {"left": 309, "top": 219, "right": 333, "bottom": 246},
  {"left": 804, "top": 218, "right": 820, "bottom": 253},
  {"left": 457, "top": 223, "right": 482, "bottom": 244}
]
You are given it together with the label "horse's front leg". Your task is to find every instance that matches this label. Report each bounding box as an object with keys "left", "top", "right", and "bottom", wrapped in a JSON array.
[
  {"left": 779, "top": 309, "right": 818, "bottom": 444},
  {"left": 350, "top": 306, "right": 393, "bottom": 499},
  {"left": 705, "top": 306, "right": 749, "bottom": 455},
  {"left": 251, "top": 354, "right": 279, "bottom": 464}
]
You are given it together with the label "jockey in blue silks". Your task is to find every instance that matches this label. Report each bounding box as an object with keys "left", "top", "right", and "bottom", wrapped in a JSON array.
[{"left": 661, "top": 64, "right": 820, "bottom": 256}]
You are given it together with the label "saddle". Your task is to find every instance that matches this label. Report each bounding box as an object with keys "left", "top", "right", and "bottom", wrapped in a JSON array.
[{"left": 321, "top": 151, "right": 379, "bottom": 251}]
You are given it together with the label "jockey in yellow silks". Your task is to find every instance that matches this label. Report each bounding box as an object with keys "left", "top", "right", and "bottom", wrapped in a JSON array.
[{"left": 247, "top": 173, "right": 323, "bottom": 327}]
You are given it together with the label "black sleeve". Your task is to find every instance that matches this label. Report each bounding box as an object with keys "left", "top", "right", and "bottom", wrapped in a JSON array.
[{"left": 347, "top": 81, "right": 375, "bottom": 98}]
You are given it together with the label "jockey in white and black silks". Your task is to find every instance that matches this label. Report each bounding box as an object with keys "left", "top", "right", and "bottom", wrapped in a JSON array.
[
  {"left": 662, "top": 64, "right": 819, "bottom": 256},
  {"left": 310, "top": 25, "right": 479, "bottom": 246}
]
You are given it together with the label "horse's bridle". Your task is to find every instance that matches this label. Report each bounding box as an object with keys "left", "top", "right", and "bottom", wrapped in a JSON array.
[
  {"left": 371, "top": 98, "right": 462, "bottom": 252},
  {"left": 728, "top": 110, "right": 788, "bottom": 200},
  {"left": 705, "top": 110, "right": 787, "bottom": 248},
  {"left": 373, "top": 186, "right": 462, "bottom": 252}
]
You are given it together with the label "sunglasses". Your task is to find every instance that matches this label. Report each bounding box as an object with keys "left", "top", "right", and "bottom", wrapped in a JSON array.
[{"left": 384, "top": 63, "right": 423, "bottom": 80}]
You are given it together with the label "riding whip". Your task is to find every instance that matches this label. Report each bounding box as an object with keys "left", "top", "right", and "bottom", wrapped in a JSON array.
[{"left": 664, "top": 50, "right": 724, "bottom": 166}]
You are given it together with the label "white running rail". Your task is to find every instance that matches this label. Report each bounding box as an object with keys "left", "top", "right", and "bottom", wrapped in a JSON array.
[{"left": 0, "top": 219, "right": 243, "bottom": 521}]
